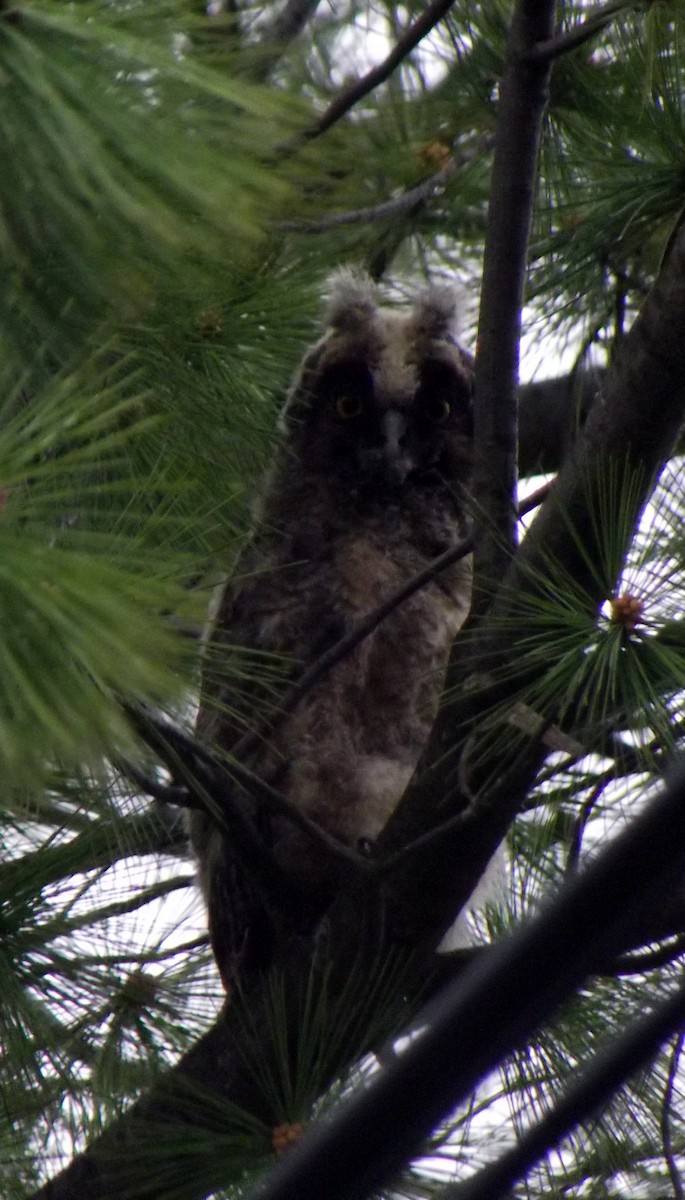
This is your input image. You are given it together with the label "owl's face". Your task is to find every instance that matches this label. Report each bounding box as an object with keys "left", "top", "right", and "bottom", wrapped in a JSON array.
[
  {"left": 292, "top": 352, "right": 472, "bottom": 494},
  {"left": 282, "top": 276, "right": 474, "bottom": 501}
]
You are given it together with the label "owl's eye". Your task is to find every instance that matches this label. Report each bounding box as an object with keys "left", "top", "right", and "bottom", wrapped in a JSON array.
[
  {"left": 335, "top": 394, "right": 364, "bottom": 419},
  {"left": 425, "top": 396, "right": 452, "bottom": 424}
]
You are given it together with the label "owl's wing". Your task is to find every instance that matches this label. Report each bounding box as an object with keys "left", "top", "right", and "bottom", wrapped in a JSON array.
[
  {"left": 193, "top": 540, "right": 342, "bottom": 986},
  {"left": 197, "top": 535, "right": 343, "bottom": 755}
]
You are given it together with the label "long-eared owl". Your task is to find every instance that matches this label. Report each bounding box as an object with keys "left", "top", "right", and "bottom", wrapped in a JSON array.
[{"left": 191, "top": 271, "right": 474, "bottom": 988}]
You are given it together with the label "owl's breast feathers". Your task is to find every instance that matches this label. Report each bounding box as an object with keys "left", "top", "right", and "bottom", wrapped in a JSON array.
[
  {"left": 287, "top": 526, "right": 471, "bottom": 844},
  {"left": 202, "top": 513, "right": 470, "bottom": 848}
]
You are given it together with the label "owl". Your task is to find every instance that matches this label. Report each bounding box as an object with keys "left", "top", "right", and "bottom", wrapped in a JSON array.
[{"left": 191, "top": 271, "right": 474, "bottom": 988}]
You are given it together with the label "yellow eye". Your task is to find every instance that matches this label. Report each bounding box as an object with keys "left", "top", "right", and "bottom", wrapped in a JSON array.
[
  {"left": 426, "top": 397, "right": 451, "bottom": 423},
  {"left": 336, "top": 394, "right": 363, "bottom": 419}
]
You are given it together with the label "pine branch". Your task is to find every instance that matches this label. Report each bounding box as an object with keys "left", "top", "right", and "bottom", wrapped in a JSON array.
[
  {"left": 278, "top": 157, "right": 459, "bottom": 232},
  {"left": 444, "top": 987, "right": 685, "bottom": 1200},
  {"left": 257, "top": 0, "right": 322, "bottom": 49},
  {"left": 303, "top": 0, "right": 457, "bottom": 141},
  {"left": 127, "top": 707, "right": 365, "bottom": 876},
  {"left": 518, "top": 370, "right": 602, "bottom": 476},
  {"left": 606, "top": 937, "right": 685, "bottom": 976},
  {"left": 382, "top": 218, "right": 685, "bottom": 953},
  {"left": 0, "top": 807, "right": 185, "bottom": 896},
  {"left": 257, "top": 760, "right": 685, "bottom": 1200},
  {"left": 471, "top": 0, "right": 556, "bottom": 615},
  {"left": 527, "top": 0, "right": 629, "bottom": 64}
]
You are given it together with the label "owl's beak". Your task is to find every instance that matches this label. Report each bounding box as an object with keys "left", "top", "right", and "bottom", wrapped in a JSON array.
[
  {"left": 359, "top": 409, "right": 411, "bottom": 482},
  {"left": 376, "top": 409, "right": 412, "bottom": 482},
  {"left": 381, "top": 410, "right": 407, "bottom": 460}
]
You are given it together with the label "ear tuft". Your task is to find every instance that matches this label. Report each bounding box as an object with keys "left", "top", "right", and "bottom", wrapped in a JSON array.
[
  {"left": 412, "top": 287, "right": 459, "bottom": 341},
  {"left": 325, "top": 268, "right": 378, "bottom": 332}
]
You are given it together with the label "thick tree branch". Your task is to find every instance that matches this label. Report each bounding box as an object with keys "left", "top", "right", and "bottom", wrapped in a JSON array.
[
  {"left": 518, "top": 369, "right": 602, "bottom": 475},
  {"left": 33, "top": 763, "right": 685, "bottom": 1200},
  {"left": 445, "top": 984, "right": 685, "bottom": 1200},
  {"left": 382, "top": 220, "right": 685, "bottom": 953},
  {"left": 257, "top": 0, "right": 322, "bottom": 49},
  {"left": 258, "top": 761, "right": 685, "bottom": 1200},
  {"left": 471, "top": 0, "right": 556, "bottom": 614}
]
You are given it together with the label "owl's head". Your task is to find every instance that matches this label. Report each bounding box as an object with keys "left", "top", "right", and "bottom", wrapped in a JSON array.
[{"left": 281, "top": 271, "right": 473, "bottom": 500}]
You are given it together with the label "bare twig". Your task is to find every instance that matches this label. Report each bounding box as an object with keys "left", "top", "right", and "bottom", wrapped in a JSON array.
[
  {"left": 565, "top": 775, "right": 611, "bottom": 874},
  {"left": 278, "top": 158, "right": 458, "bottom": 232},
  {"left": 128, "top": 707, "right": 365, "bottom": 875},
  {"left": 303, "top": 0, "right": 456, "bottom": 141},
  {"left": 258, "top": 0, "right": 322, "bottom": 48},
  {"left": 113, "top": 756, "right": 188, "bottom": 806}
]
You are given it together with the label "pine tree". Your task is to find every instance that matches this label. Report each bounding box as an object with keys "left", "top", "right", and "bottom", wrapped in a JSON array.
[{"left": 3, "top": 1, "right": 685, "bottom": 1197}]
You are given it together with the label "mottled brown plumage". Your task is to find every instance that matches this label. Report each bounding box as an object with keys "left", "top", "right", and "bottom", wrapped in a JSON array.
[{"left": 191, "top": 272, "right": 474, "bottom": 987}]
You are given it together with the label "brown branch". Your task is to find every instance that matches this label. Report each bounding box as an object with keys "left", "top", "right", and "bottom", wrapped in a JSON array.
[
  {"left": 518, "top": 369, "right": 602, "bottom": 476},
  {"left": 442, "top": 983, "right": 685, "bottom": 1200},
  {"left": 303, "top": 0, "right": 456, "bottom": 142},
  {"left": 527, "top": 1, "right": 627, "bottom": 64},
  {"left": 128, "top": 707, "right": 364, "bottom": 876},
  {"left": 471, "top": 0, "right": 556, "bottom": 616},
  {"left": 260, "top": 765, "right": 685, "bottom": 1200},
  {"left": 277, "top": 158, "right": 459, "bottom": 232},
  {"left": 381, "top": 219, "right": 685, "bottom": 954},
  {"left": 565, "top": 775, "right": 611, "bottom": 875},
  {"left": 226, "top": 479, "right": 552, "bottom": 772},
  {"left": 113, "top": 755, "right": 189, "bottom": 806}
]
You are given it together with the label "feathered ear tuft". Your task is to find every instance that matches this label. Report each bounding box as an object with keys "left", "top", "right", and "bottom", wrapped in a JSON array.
[
  {"left": 412, "top": 287, "right": 459, "bottom": 341},
  {"left": 325, "top": 268, "right": 378, "bottom": 332}
]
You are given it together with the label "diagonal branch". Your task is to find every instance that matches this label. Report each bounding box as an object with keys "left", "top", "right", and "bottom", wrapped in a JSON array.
[
  {"left": 252, "top": 0, "right": 325, "bottom": 81},
  {"left": 127, "top": 706, "right": 364, "bottom": 875},
  {"left": 258, "top": 761, "right": 685, "bottom": 1200},
  {"left": 445, "top": 984, "right": 685, "bottom": 1200},
  {"left": 278, "top": 156, "right": 460, "bottom": 232},
  {"left": 227, "top": 481, "right": 553, "bottom": 771},
  {"left": 303, "top": 0, "right": 456, "bottom": 141},
  {"left": 527, "top": 0, "right": 628, "bottom": 64},
  {"left": 382, "top": 218, "right": 685, "bottom": 953}
]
